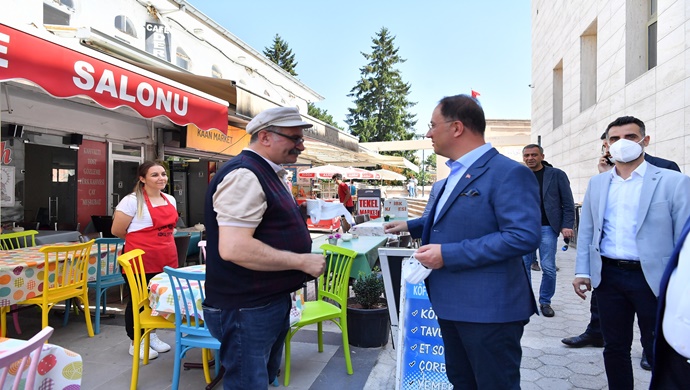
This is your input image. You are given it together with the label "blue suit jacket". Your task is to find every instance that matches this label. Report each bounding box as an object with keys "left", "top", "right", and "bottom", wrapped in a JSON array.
[
  {"left": 575, "top": 164, "right": 690, "bottom": 295},
  {"left": 408, "top": 148, "right": 541, "bottom": 323},
  {"left": 541, "top": 166, "right": 575, "bottom": 234},
  {"left": 651, "top": 215, "right": 690, "bottom": 386}
]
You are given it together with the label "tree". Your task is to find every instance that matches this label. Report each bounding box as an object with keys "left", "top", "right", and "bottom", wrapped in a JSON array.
[
  {"left": 424, "top": 153, "right": 436, "bottom": 171},
  {"left": 308, "top": 103, "right": 344, "bottom": 130},
  {"left": 263, "top": 34, "right": 298, "bottom": 76},
  {"left": 345, "top": 27, "right": 417, "bottom": 158}
]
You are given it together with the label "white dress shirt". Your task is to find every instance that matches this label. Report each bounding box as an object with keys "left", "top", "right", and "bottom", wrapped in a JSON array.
[
  {"left": 599, "top": 161, "right": 648, "bottom": 261},
  {"left": 662, "top": 232, "right": 690, "bottom": 359},
  {"left": 433, "top": 143, "right": 492, "bottom": 222}
]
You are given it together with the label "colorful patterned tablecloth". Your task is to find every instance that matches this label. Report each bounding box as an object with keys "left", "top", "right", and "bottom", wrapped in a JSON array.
[
  {"left": 0, "top": 242, "right": 117, "bottom": 307},
  {"left": 351, "top": 218, "right": 406, "bottom": 237},
  {"left": 0, "top": 336, "right": 82, "bottom": 389},
  {"left": 148, "top": 264, "right": 205, "bottom": 320}
]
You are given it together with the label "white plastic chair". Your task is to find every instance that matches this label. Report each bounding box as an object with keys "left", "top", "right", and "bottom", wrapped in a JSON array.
[{"left": 0, "top": 326, "right": 54, "bottom": 390}]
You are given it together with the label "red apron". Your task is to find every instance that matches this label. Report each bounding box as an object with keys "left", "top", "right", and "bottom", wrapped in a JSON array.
[{"left": 124, "top": 192, "right": 178, "bottom": 273}]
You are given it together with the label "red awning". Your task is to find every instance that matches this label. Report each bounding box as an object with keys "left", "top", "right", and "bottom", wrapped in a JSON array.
[{"left": 0, "top": 23, "right": 228, "bottom": 133}]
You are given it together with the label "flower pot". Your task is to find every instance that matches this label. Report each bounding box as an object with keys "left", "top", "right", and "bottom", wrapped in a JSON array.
[
  {"left": 328, "top": 238, "right": 338, "bottom": 245},
  {"left": 346, "top": 298, "right": 390, "bottom": 348}
]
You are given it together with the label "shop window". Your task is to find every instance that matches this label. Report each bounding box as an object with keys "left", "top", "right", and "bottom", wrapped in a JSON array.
[
  {"left": 176, "top": 47, "right": 191, "bottom": 70},
  {"left": 52, "top": 168, "right": 75, "bottom": 183},
  {"left": 43, "top": 0, "right": 75, "bottom": 25},
  {"left": 115, "top": 15, "right": 137, "bottom": 38},
  {"left": 211, "top": 65, "right": 222, "bottom": 79}
]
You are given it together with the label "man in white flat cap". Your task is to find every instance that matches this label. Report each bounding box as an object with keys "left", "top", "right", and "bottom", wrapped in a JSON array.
[{"left": 203, "top": 107, "right": 326, "bottom": 389}]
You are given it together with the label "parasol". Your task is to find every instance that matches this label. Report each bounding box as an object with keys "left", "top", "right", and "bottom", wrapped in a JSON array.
[
  {"left": 371, "top": 169, "right": 407, "bottom": 181},
  {"left": 297, "top": 165, "right": 358, "bottom": 180}
]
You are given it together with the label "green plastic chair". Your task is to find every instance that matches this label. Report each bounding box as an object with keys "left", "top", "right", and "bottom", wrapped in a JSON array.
[
  {"left": 0, "top": 230, "right": 38, "bottom": 250},
  {"left": 283, "top": 244, "right": 357, "bottom": 386}
]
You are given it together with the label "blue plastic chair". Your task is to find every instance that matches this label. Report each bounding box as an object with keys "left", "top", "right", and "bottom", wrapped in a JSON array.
[
  {"left": 86, "top": 237, "right": 125, "bottom": 334},
  {"left": 163, "top": 266, "right": 221, "bottom": 389}
]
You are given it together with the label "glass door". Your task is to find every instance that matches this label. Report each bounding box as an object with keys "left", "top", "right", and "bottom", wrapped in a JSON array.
[{"left": 24, "top": 144, "right": 77, "bottom": 228}]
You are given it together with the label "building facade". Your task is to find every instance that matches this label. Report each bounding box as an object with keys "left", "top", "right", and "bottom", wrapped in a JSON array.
[
  {"left": 1, "top": 0, "right": 390, "bottom": 229},
  {"left": 531, "top": 0, "right": 688, "bottom": 201}
]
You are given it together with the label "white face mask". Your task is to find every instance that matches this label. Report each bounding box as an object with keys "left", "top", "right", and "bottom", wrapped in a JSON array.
[{"left": 608, "top": 138, "right": 644, "bottom": 163}]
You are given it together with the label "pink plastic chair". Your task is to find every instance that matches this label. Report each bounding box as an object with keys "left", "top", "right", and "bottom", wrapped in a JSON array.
[{"left": 0, "top": 326, "right": 54, "bottom": 390}]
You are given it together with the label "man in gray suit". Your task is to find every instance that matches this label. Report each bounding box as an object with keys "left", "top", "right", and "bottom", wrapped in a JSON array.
[
  {"left": 522, "top": 144, "right": 574, "bottom": 317},
  {"left": 573, "top": 116, "right": 690, "bottom": 389}
]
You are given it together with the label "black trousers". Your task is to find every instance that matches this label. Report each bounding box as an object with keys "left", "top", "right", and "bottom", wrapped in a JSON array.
[
  {"left": 437, "top": 318, "right": 525, "bottom": 390},
  {"left": 124, "top": 273, "right": 157, "bottom": 341}
]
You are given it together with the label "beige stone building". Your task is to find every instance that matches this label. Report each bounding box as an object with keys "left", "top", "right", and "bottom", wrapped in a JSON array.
[{"left": 531, "top": 0, "right": 688, "bottom": 201}]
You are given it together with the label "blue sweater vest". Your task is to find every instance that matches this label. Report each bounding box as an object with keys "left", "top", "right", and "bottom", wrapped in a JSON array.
[{"left": 204, "top": 150, "right": 311, "bottom": 309}]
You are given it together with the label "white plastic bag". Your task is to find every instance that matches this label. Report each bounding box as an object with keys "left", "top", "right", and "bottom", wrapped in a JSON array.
[{"left": 402, "top": 253, "right": 432, "bottom": 284}]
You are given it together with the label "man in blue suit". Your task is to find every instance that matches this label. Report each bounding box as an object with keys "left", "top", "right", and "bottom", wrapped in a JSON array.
[
  {"left": 385, "top": 94, "right": 541, "bottom": 389},
  {"left": 522, "top": 144, "right": 575, "bottom": 317},
  {"left": 573, "top": 116, "right": 690, "bottom": 390},
  {"left": 650, "top": 215, "right": 690, "bottom": 389}
]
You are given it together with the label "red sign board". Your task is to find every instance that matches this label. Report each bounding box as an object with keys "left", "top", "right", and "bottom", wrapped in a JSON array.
[
  {"left": 0, "top": 23, "right": 228, "bottom": 133},
  {"left": 358, "top": 197, "right": 381, "bottom": 219},
  {"left": 77, "top": 140, "right": 107, "bottom": 231}
]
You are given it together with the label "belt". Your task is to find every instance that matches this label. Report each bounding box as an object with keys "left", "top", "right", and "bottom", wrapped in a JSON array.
[{"left": 601, "top": 256, "right": 642, "bottom": 270}]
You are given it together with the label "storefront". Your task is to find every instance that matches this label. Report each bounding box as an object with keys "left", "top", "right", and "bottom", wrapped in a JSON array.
[{"left": 0, "top": 22, "right": 228, "bottom": 231}]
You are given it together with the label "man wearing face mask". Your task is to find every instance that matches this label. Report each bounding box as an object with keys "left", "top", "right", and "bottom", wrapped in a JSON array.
[
  {"left": 563, "top": 129, "right": 681, "bottom": 372},
  {"left": 572, "top": 116, "right": 690, "bottom": 390}
]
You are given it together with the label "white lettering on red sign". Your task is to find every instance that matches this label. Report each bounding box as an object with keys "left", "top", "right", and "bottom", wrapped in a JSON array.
[
  {"left": 0, "top": 32, "right": 9, "bottom": 68},
  {"left": 72, "top": 60, "right": 188, "bottom": 115}
]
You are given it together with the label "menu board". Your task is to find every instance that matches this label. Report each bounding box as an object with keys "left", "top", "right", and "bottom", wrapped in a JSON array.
[{"left": 396, "top": 269, "right": 452, "bottom": 389}]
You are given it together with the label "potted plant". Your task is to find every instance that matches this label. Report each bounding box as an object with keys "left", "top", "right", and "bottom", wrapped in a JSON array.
[{"left": 347, "top": 267, "right": 390, "bottom": 347}]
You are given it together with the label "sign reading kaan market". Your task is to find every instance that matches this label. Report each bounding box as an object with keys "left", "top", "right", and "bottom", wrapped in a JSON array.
[{"left": 186, "top": 125, "right": 250, "bottom": 156}]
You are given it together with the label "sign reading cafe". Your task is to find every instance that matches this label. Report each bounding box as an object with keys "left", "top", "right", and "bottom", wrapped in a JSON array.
[{"left": 145, "top": 22, "right": 171, "bottom": 62}]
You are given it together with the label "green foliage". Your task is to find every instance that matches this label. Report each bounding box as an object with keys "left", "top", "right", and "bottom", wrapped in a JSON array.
[
  {"left": 424, "top": 153, "right": 436, "bottom": 170},
  {"left": 308, "top": 103, "right": 344, "bottom": 130},
  {"left": 352, "top": 267, "right": 386, "bottom": 309},
  {"left": 263, "top": 34, "right": 298, "bottom": 76},
  {"left": 345, "top": 27, "right": 417, "bottom": 151}
]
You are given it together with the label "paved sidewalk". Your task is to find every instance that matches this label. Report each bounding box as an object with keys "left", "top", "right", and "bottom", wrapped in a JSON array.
[
  {"left": 365, "top": 245, "right": 653, "bottom": 389},
  {"left": 5, "top": 245, "right": 652, "bottom": 389}
]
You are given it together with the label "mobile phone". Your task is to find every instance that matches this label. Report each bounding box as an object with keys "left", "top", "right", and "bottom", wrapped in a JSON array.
[{"left": 604, "top": 153, "right": 615, "bottom": 166}]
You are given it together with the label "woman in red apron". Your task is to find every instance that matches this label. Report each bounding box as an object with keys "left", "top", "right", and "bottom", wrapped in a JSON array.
[{"left": 112, "top": 161, "right": 178, "bottom": 360}]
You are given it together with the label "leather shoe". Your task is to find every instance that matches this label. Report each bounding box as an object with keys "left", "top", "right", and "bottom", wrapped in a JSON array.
[
  {"left": 561, "top": 333, "right": 604, "bottom": 348},
  {"left": 540, "top": 304, "right": 555, "bottom": 317},
  {"left": 531, "top": 262, "right": 541, "bottom": 271},
  {"left": 640, "top": 353, "right": 652, "bottom": 371}
]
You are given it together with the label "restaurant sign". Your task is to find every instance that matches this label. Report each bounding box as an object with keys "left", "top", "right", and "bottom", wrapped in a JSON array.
[
  {"left": 77, "top": 140, "right": 107, "bottom": 230},
  {"left": 186, "top": 125, "right": 250, "bottom": 156},
  {"left": 0, "top": 23, "right": 228, "bottom": 132}
]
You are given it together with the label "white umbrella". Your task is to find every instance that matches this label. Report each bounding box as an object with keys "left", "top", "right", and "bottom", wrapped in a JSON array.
[
  {"left": 344, "top": 167, "right": 382, "bottom": 180},
  {"left": 372, "top": 169, "right": 406, "bottom": 181},
  {"left": 297, "top": 165, "right": 357, "bottom": 180}
]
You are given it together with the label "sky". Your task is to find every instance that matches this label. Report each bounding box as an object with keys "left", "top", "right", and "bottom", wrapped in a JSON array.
[{"left": 192, "top": 1, "right": 532, "bottom": 137}]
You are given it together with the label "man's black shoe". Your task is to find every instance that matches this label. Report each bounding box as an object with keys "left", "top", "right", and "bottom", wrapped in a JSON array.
[
  {"left": 561, "top": 333, "right": 604, "bottom": 348},
  {"left": 640, "top": 353, "right": 652, "bottom": 371},
  {"left": 540, "top": 304, "right": 555, "bottom": 317}
]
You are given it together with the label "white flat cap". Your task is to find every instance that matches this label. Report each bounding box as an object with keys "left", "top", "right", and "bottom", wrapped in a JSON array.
[{"left": 245, "top": 107, "right": 312, "bottom": 135}]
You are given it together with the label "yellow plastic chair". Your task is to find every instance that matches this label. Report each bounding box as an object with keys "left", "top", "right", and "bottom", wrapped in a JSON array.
[
  {"left": 283, "top": 244, "right": 357, "bottom": 386},
  {"left": 117, "top": 249, "right": 175, "bottom": 390},
  {"left": 1, "top": 240, "right": 96, "bottom": 337},
  {"left": 0, "top": 230, "right": 38, "bottom": 250},
  {"left": 0, "top": 230, "right": 39, "bottom": 335}
]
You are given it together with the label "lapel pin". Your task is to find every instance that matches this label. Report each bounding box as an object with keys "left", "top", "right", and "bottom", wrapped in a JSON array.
[{"left": 465, "top": 174, "right": 471, "bottom": 179}]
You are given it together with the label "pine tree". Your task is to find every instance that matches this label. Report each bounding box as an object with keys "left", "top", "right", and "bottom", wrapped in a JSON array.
[
  {"left": 263, "top": 34, "right": 298, "bottom": 76},
  {"left": 345, "top": 27, "right": 417, "bottom": 148}
]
